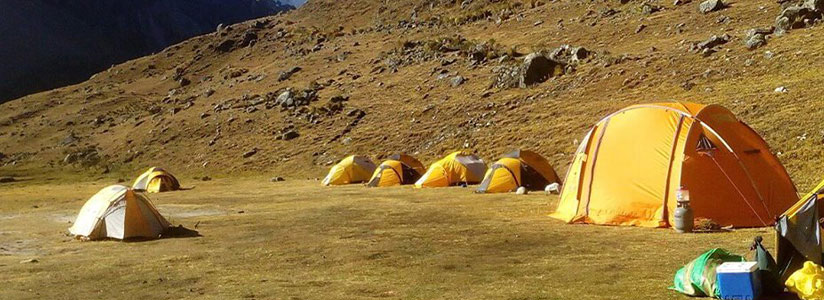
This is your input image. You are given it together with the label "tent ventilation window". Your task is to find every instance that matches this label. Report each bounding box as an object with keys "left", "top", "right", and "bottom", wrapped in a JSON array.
[{"left": 696, "top": 134, "right": 717, "bottom": 152}]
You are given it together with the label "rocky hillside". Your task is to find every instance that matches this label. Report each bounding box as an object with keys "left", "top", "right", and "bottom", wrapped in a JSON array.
[
  {"left": 0, "top": 0, "right": 294, "bottom": 103},
  {"left": 3, "top": 0, "right": 824, "bottom": 189}
]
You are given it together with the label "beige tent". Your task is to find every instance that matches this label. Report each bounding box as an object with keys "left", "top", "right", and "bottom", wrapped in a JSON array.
[
  {"left": 69, "top": 185, "right": 170, "bottom": 240},
  {"left": 132, "top": 167, "right": 180, "bottom": 193}
]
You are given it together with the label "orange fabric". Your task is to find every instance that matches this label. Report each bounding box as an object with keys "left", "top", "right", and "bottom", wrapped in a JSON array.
[{"left": 553, "top": 102, "right": 797, "bottom": 228}]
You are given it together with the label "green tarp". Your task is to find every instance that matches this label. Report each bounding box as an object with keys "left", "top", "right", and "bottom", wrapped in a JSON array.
[{"left": 671, "top": 248, "right": 745, "bottom": 297}]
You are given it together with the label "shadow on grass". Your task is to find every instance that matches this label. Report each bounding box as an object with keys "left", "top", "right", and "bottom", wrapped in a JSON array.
[{"left": 161, "top": 225, "right": 202, "bottom": 239}]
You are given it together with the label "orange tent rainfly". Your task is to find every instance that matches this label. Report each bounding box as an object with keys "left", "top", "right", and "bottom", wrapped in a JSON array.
[
  {"left": 322, "top": 155, "right": 377, "bottom": 186},
  {"left": 414, "top": 151, "right": 487, "bottom": 188},
  {"left": 551, "top": 102, "right": 797, "bottom": 228},
  {"left": 477, "top": 150, "right": 561, "bottom": 193},
  {"left": 368, "top": 154, "right": 426, "bottom": 187}
]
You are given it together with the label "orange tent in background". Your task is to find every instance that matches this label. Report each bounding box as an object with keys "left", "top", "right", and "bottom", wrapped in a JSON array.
[{"left": 552, "top": 102, "right": 797, "bottom": 228}]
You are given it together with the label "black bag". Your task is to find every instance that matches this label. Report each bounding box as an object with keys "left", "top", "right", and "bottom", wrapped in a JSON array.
[{"left": 752, "top": 236, "right": 783, "bottom": 295}]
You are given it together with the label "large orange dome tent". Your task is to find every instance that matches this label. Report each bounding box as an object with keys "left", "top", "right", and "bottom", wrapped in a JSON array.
[{"left": 551, "top": 102, "right": 797, "bottom": 228}]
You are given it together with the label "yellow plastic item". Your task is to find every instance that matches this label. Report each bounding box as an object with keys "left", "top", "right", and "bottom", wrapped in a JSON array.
[{"left": 786, "top": 261, "right": 824, "bottom": 300}]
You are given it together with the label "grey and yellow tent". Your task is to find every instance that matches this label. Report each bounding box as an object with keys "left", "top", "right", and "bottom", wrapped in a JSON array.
[
  {"left": 322, "top": 155, "right": 377, "bottom": 186},
  {"left": 476, "top": 150, "right": 561, "bottom": 193},
  {"left": 776, "top": 181, "right": 824, "bottom": 280},
  {"left": 367, "top": 154, "right": 426, "bottom": 187}
]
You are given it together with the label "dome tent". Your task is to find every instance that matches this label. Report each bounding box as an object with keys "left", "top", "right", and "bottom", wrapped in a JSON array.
[
  {"left": 69, "top": 185, "right": 170, "bottom": 240},
  {"left": 367, "top": 153, "right": 426, "bottom": 187},
  {"left": 775, "top": 179, "right": 824, "bottom": 281},
  {"left": 414, "top": 151, "right": 487, "bottom": 188},
  {"left": 322, "top": 155, "right": 377, "bottom": 186},
  {"left": 133, "top": 167, "right": 181, "bottom": 193},
  {"left": 477, "top": 150, "right": 561, "bottom": 193},
  {"left": 552, "top": 102, "right": 796, "bottom": 228}
]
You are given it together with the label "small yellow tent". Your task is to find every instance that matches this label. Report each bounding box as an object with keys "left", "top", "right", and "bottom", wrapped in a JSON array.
[
  {"left": 367, "top": 154, "right": 426, "bottom": 187},
  {"left": 322, "top": 155, "right": 377, "bottom": 186},
  {"left": 69, "top": 185, "right": 170, "bottom": 240},
  {"left": 552, "top": 102, "right": 796, "bottom": 228},
  {"left": 414, "top": 151, "right": 487, "bottom": 188},
  {"left": 477, "top": 150, "right": 561, "bottom": 193},
  {"left": 133, "top": 167, "right": 180, "bottom": 193}
]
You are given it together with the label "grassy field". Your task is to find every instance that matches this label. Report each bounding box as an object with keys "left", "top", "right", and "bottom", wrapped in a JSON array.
[{"left": 0, "top": 176, "right": 780, "bottom": 299}]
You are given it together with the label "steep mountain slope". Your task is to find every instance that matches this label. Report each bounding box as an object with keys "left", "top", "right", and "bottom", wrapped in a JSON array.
[
  {"left": 0, "top": 0, "right": 294, "bottom": 103},
  {"left": 3, "top": 0, "right": 824, "bottom": 190}
]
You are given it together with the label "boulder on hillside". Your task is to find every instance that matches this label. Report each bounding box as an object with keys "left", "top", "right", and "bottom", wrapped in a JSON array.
[
  {"left": 698, "top": 0, "right": 725, "bottom": 14},
  {"left": 775, "top": 3, "right": 823, "bottom": 35},
  {"left": 519, "top": 53, "right": 562, "bottom": 88},
  {"left": 744, "top": 28, "right": 772, "bottom": 50},
  {"left": 278, "top": 66, "right": 302, "bottom": 81},
  {"left": 690, "top": 34, "right": 730, "bottom": 55},
  {"left": 548, "top": 45, "right": 589, "bottom": 65}
]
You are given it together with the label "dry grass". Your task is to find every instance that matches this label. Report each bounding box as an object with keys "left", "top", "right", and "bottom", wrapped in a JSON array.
[{"left": 0, "top": 177, "right": 774, "bottom": 299}]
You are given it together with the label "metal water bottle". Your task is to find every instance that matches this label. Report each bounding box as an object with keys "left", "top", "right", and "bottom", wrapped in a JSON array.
[{"left": 673, "top": 186, "right": 694, "bottom": 233}]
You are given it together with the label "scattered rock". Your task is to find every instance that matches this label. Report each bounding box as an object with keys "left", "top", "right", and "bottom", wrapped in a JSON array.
[
  {"left": 201, "top": 176, "right": 212, "bottom": 181},
  {"left": 281, "top": 130, "right": 299, "bottom": 141},
  {"left": 243, "top": 149, "right": 258, "bottom": 158},
  {"left": 63, "top": 148, "right": 100, "bottom": 166},
  {"left": 690, "top": 34, "right": 730, "bottom": 55},
  {"left": 744, "top": 33, "right": 767, "bottom": 50},
  {"left": 270, "top": 176, "right": 286, "bottom": 182},
  {"left": 240, "top": 30, "right": 258, "bottom": 47},
  {"left": 450, "top": 76, "right": 466, "bottom": 87},
  {"left": 215, "top": 39, "right": 236, "bottom": 52},
  {"left": 698, "top": 0, "right": 725, "bottom": 14},
  {"left": 548, "top": 45, "right": 589, "bottom": 65},
  {"left": 19, "top": 258, "right": 38, "bottom": 264},
  {"left": 60, "top": 132, "right": 80, "bottom": 145},
  {"left": 519, "top": 53, "right": 562, "bottom": 88},
  {"left": 775, "top": 86, "right": 789, "bottom": 93},
  {"left": 515, "top": 187, "right": 528, "bottom": 195},
  {"left": 276, "top": 90, "right": 294, "bottom": 107},
  {"left": 0, "top": 176, "right": 15, "bottom": 183},
  {"left": 635, "top": 24, "right": 647, "bottom": 34},
  {"left": 278, "top": 66, "right": 302, "bottom": 81},
  {"left": 775, "top": 3, "right": 822, "bottom": 35}
]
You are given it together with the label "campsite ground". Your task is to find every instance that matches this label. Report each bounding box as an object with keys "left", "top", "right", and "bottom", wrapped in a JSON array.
[{"left": 0, "top": 176, "right": 776, "bottom": 299}]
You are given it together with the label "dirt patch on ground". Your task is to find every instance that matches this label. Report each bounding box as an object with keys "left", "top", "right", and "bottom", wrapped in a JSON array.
[
  {"left": 0, "top": 237, "right": 40, "bottom": 257},
  {"left": 157, "top": 204, "right": 229, "bottom": 219}
]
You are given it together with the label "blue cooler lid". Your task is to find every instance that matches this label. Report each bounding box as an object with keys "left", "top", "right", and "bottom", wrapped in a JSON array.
[{"left": 716, "top": 261, "right": 758, "bottom": 273}]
